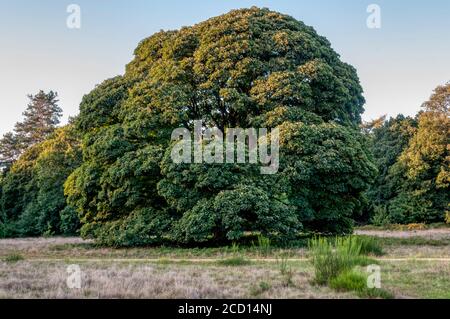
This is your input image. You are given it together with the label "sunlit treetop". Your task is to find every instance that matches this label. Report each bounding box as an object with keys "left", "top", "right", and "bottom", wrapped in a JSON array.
[{"left": 121, "top": 7, "right": 365, "bottom": 130}]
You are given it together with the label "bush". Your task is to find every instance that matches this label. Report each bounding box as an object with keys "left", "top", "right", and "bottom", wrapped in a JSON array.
[
  {"left": 329, "top": 270, "right": 394, "bottom": 299},
  {"left": 308, "top": 237, "right": 362, "bottom": 285},
  {"left": 329, "top": 270, "right": 366, "bottom": 292}
]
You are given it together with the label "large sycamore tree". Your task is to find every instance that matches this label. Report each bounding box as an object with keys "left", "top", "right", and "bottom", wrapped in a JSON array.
[{"left": 65, "top": 8, "right": 375, "bottom": 246}]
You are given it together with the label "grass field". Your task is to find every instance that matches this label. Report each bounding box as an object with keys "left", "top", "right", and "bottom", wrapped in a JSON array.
[{"left": 1, "top": 228, "right": 449, "bottom": 299}]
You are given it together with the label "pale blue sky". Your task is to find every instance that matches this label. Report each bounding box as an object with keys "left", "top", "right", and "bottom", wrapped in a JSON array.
[{"left": 1, "top": 0, "right": 449, "bottom": 135}]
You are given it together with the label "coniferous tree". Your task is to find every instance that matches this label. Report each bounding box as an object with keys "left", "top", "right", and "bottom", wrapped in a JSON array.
[
  {"left": 0, "top": 132, "right": 22, "bottom": 169},
  {"left": 0, "top": 90, "right": 62, "bottom": 170},
  {"left": 14, "top": 90, "right": 62, "bottom": 147}
]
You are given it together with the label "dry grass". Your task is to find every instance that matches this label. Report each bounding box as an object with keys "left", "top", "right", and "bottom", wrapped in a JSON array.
[
  {"left": 0, "top": 237, "right": 307, "bottom": 260},
  {"left": 382, "top": 260, "right": 450, "bottom": 299},
  {"left": 355, "top": 228, "right": 450, "bottom": 240},
  {"left": 1, "top": 232, "right": 449, "bottom": 299},
  {"left": 0, "top": 260, "right": 351, "bottom": 299}
]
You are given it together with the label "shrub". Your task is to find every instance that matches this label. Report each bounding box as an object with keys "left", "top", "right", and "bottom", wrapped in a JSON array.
[
  {"left": 82, "top": 208, "right": 173, "bottom": 247},
  {"left": 329, "top": 270, "right": 366, "bottom": 292},
  {"left": 329, "top": 270, "right": 394, "bottom": 299},
  {"left": 308, "top": 237, "right": 362, "bottom": 285}
]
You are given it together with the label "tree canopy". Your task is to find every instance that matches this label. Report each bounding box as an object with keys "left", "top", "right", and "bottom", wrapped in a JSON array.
[
  {"left": 367, "top": 84, "right": 450, "bottom": 224},
  {"left": 0, "top": 90, "right": 62, "bottom": 169},
  {"left": 65, "top": 7, "right": 374, "bottom": 246},
  {"left": 0, "top": 125, "right": 81, "bottom": 237},
  {"left": 1, "top": 8, "right": 447, "bottom": 244}
]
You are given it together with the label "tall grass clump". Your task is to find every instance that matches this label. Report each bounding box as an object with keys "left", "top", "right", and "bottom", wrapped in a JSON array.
[
  {"left": 253, "top": 234, "right": 271, "bottom": 256},
  {"left": 356, "top": 236, "right": 384, "bottom": 256},
  {"left": 217, "top": 256, "right": 251, "bottom": 266},
  {"left": 309, "top": 236, "right": 364, "bottom": 285},
  {"left": 278, "top": 255, "right": 294, "bottom": 287},
  {"left": 329, "top": 270, "right": 366, "bottom": 292},
  {"left": 330, "top": 270, "right": 394, "bottom": 299},
  {"left": 308, "top": 236, "right": 392, "bottom": 298}
]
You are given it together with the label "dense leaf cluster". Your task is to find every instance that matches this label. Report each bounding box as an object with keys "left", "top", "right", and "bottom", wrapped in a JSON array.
[
  {"left": 64, "top": 8, "right": 375, "bottom": 245},
  {"left": 0, "top": 125, "right": 81, "bottom": 237},
  {"left": 367, "top": 84, "right": 450, "bottom": 224}
]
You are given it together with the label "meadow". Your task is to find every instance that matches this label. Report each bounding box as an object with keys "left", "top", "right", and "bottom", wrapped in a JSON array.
[{"left": 1, "top": 226, "right": 449, "bottom": 299}]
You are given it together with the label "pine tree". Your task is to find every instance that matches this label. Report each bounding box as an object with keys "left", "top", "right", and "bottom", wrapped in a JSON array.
[
  {"left": 0, "top": 132, "right": 22, "bottom": 169},
  {"left": 14, "top": 90, "right": 62, "bottom": 147},
  {"left": 0, "top": 90, "right": 62, "bottom": 170}
]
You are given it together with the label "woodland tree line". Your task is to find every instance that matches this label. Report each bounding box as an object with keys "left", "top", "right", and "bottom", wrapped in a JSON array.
[{"left": 0, "top": 8, "right": 448, "bottom": 246}]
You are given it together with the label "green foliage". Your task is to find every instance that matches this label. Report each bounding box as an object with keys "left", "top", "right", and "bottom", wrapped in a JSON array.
[
  {"left": 370, "top": 205, "right": 391, "bottom": 226},
  {"left": 355, "top": 236, "right": 384, "bottom": 256},
  {"left": 308, "top": 236, "right": 370, "bottom": 285},
  {"left": 367, "top": 83, "right": 450, "bottom": 225},
  {"left": 278, "top": 255, "right": 294, "bottom": 287},
  {"left": 64, "top": 7, "right": 372, "bottom": 246},
  {"left": 0, "top": 125, "right": 82, "bottom": 237},
  {"left": 0, "top": 90, "right": 62, "bottom": 169},
  {"left": 308, "top": 236, "right": 389, "bottom": 297},
  {"left": 329, "top": 270, "right": 366, "bottom": 292},
  {"left": 59, "top": 206, "right": 80, "bottom": 235},
  {"left": 395, "top": 87, "right": 449, "bottom": 223},
  {"left": 278, "top": 122, "right": 376, "bottom": 234},
  {"left": 217, "top": 256, "right": 251, "bottom": 266},
  {"left": 329, "top": 270, "right": 393, "bottom": 298},
  {"left": 366, "top": 115, "right": 417, "bottom": 208},
  {"left": 0, "top": 132, "right": 21, "bottom": 169},
  {"left": 80, "top": 208, "right": 173, "bottom": 247},
  {"left": 254, "top": 234, "right": 271, "bottom": 256},
  {"left": 15, "top": 91, "right": 62, "bottom": 147},
  {"left": 2, "top": 253, "right": 24, "bottom": 263}
]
